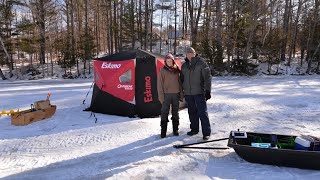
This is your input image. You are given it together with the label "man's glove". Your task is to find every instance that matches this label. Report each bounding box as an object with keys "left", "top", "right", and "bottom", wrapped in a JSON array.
[{"left": 205, "top": 91, "right": 211, "bottom": 101}]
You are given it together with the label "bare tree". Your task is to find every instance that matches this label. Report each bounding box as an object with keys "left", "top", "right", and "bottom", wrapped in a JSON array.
[
  {"left": 0, "top": 35, "right": 9, "bottom": 79},
  {"left": 243, "top": 0, "right": 257, "bottom": 61},
  {"left": 29, "top": 0, "right": 47, "bottom": 64},
  {"left": 0, "top": 68, "right": 5, "bottom": 79},
  {"left": 0, "top": 0, "right": 14, "bottom": 76},
  {"left": 288, "top": 0, "right": 304, "bottom": 66},
  {"left": 306, "top": 0, "right": 319, "bottom": 73},
  {"left": 130, "top": 0, "right": 135, "bottom": 49},
  {"left": 187, "top": 0, "right": 203, "bottom": 47},
  {"left": 215, "top": 0, "right": 223, "bottom": 70},
  {"left": 280, "top": 0, "right": 291, "bottom": 63},
  {"left": 144, "top": 0, "right": 148, "bottom": 50}
]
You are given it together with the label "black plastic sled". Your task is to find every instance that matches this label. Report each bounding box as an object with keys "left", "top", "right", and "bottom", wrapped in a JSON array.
[{"left": 227, "top": 131, "right": 320, "bottom": 170}]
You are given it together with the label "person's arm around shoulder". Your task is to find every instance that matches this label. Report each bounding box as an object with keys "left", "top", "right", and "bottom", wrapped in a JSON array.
[
  {"left": 157, "top": 69, "right": 165, "bottom": 104},
  {"left": 180, "top": 63, "right": 185, "bottom": 84}
]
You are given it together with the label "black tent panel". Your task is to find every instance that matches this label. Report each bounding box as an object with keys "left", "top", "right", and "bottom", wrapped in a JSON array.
[
  {"left": 135, "top": 56, "right": 161, "bottom": 118},
  {"left": 85, "top": 84, "right": 135, "bottom": 117}
]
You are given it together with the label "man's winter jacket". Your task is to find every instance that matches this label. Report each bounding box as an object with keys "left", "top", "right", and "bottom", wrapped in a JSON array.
[{"left": 180, "top": 57, "right": 212, "bottom": 95}]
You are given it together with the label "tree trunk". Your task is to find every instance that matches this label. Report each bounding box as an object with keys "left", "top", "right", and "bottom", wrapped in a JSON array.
[
  {"left": 131, "top": 0, "right": 135, "bottom": 49},
  {"left": 187, "top": 0, "right": 203, "bottom": 47},
  {"left": 50, "top": 46, "right": 53, "bottom": 76},
  {"left": 39, "top": 0, "right": 46, "bottom": 64},
  {"left": 65, "top": 0, "right": 70, "bottom": 75},
  {"left": 174, "top": 0, "right": 177, "bottom": 54},
  {"left": 150, "top": 0, "right": 154, "bottom": 52},
  {"left": 306, "top": 0, "right": 319, "bottom": 73},
  {"left": 70, "top": 0, "right": 78, "bottom": 76},
  {"left": 226, "top": 0, "right": 233, "bottom": 73},
  {"left": 0, "top": 35, "right": 12, "bottom": 77},
  {"left": 289, "top": 0, "right": 303, "bottom": 65},
  {"left": 182, "top": 0, "right": 185, "bottom": 39},
  {"left": 138, "top": 0, "right": 142, "bottom": 49},
  {"left": 109, "top": 1, "right": 114, "bottom": 54},
  {"left": 84, "top": 0, "right": 89, "bottom": 75},
  {"left": 185, "top": 0, "right": 188, "bottom": 39},
  {"left": 0, "top": 68, "right": 6, "bottom": 80},
  {"left": 119, "top": 0, "right": 123, "bottom": 51},
  {"left": 1, "top": 10, "right": 13, "bottom": 76},
  {"left": 95, "top": 1, "right": 100, "bottom": 55},
  {"left": 113, "top": 1, "right": 118, "bottom": 52},
  {"left": 280, "top": 0, "right": 290, "bottom": 62},
  {"left": 215, "top": 0, "right": 223, "bottom": 70},
  {"left": 159, "top": 1, "right": 164, "bottom": 54},
  {"left": 300, "top": 48, "right": 305, "bottom": 66},
  {"left": 243, "top": 1, "right": 256, "bottom": 61},
  {"left": 203, "top": 0, "right": 211, "bottom": 36},
  {"left": 144, "top": 0, "right": 148, "bottom": 50},
  {"left": 105, "top": 0, "right": 111, "bottom": 54}
]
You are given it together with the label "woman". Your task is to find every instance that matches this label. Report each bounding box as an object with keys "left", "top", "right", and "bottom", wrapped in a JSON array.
[{"left": 157, "top": 53, "right": 183, "bottom": 138}]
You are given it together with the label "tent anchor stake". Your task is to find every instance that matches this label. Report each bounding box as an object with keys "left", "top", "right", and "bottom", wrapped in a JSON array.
[{"left": 90, "top": 112, "right": 98, "bottom": 123}]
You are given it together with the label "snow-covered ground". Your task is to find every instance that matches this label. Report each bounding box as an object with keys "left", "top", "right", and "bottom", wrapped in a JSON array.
[{"left": 0, "top": 76, "right": 320, "bottom": 180}]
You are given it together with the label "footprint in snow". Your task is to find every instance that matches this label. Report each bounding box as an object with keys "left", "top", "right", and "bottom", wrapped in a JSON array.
[
  {"left": 223, "top": 113, "right": 230, "bottom": 118},
  {"left": 146, "top": 169, "right": 155, "bottom": 174},
  {"left": 219, "top": 130, "right": 227, "bottom": 133},
  {"left": 182, "top": 162, "right": 199, "bottom": 171},
  {"left": 240, "top": 126, "right": 247, "bottom": 129},
  {"left": 285, "top": 104, "right": 308, "bottom": 108},
  {"left": 296, "top": 124, "right": 306, "bottom": 128}
]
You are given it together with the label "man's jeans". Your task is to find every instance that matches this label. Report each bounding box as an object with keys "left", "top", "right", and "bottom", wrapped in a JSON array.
[{"left": 185, "top": 94, "right": 211, "bottom": 136}]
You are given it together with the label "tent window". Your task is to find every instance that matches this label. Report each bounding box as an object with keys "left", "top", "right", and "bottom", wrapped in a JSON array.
[{"left": 119, "top": 69, "right": 132, "bottom": 83}]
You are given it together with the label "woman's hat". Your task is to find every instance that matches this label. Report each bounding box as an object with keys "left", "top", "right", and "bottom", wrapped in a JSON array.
[{"left": 165, "top": 53, "right": 174, "bottom": 60}]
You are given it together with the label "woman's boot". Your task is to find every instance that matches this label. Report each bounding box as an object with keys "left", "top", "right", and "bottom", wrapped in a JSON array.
[
  {"left": 172, "top": 119, "right": 179, "bottom": 136},
  {"left": 160, "top": 120, "right": 168, "bottom": 138}
]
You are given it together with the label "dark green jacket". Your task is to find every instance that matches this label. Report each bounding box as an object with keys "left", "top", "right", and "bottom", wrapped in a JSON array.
[{"left": 180, "top": 57, "right": 212, "bottom": 95}]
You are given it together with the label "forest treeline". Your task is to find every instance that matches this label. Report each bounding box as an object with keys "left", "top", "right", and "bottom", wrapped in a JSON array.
[{"left": 0, "top": 0, "right": 319, "bottom": 79}]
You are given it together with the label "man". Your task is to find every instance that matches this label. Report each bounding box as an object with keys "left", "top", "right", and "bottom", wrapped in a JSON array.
[{"left": 180, "top": 47, "right": 212, "bottom": 140}]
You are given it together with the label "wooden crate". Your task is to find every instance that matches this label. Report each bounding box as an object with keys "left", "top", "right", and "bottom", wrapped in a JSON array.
[{"left": 34, "top": 100, "right": 50, "bottom": 110}]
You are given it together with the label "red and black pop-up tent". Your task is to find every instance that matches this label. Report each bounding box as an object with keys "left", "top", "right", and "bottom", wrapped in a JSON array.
[{"left": 85, "top": 49, "right": 182, "bottom": 118}]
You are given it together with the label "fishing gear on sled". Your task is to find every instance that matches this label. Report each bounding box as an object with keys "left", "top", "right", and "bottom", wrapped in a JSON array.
[{"left": 177, "top": 129, "right": 320, "bottom": 170}]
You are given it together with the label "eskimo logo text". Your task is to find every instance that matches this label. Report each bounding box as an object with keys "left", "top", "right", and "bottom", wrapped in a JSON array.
[
  {"left": 144, "top": 76, "right": 153, "bottom": 103},
  {"left": 101, "top": 62, "right": 121, "bottom": 69}
]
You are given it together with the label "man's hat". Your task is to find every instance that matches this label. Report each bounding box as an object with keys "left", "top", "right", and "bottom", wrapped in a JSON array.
[{"left": 186, "top": 47, "right": 196, "bottom": 54}]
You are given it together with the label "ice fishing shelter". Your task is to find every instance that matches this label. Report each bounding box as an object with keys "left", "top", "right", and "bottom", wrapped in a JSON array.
[{"left": 85, "top": 50, "right": 182, "bottom": 118}]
